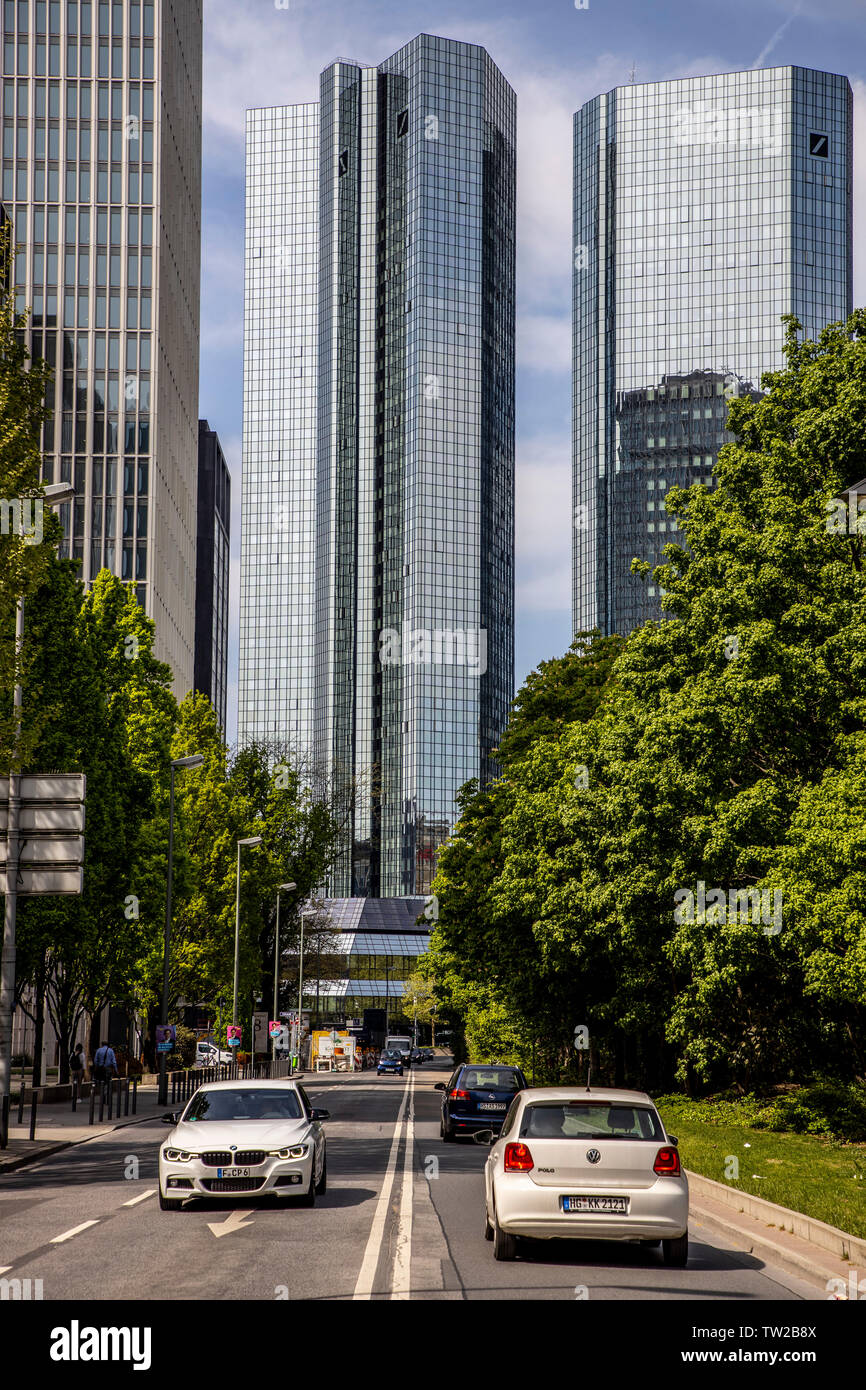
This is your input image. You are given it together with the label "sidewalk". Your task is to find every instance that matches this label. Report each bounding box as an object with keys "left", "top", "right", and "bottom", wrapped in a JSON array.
[{"left": 0, "top": 1081, "right": 166, "bottom": 1174}]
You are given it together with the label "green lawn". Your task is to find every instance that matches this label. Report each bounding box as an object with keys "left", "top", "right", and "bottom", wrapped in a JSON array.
[{"left": 656, "top": 1096, "right": 866, "bottom": 1241}]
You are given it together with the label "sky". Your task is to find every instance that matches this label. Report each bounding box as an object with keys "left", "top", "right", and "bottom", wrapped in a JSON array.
[{"left": 196, "top": 0, "right": 866, "bottom": 744}]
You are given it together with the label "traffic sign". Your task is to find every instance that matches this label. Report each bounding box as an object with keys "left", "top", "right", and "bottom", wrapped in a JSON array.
[{"left": 0, "top": 773, "right": 86, "bottom": 894}]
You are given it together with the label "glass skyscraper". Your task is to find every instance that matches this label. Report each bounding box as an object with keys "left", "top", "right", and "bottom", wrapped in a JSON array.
[
  {"left": 3, "top": 0, "right": 202, "bottom": 688},
  {"left": 239, "top": 34, "right": 515, "bottom": 899},
  {"left": 573, "top": 66, "right": 852, "bottom": 636},
  {"left": 194, "top": 420, "right": 230, "bottom": 734}
]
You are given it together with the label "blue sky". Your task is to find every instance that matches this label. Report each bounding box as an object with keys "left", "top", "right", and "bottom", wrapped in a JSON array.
[{"left": 197, "top": 0, "right": 866, "bottom": 742}]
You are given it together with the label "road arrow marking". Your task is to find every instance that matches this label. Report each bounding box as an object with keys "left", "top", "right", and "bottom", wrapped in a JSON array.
[{"left": 207, "top": 1209, "right": 256, "bottom": 1239}]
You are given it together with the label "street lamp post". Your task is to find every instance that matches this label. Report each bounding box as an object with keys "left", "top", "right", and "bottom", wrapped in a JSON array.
[
  {"left": 233, "top": 837, "right": 263, "bottom": 1033},
  {"left": 272, "top": 882, "right": 296, "bottom": 1063},
  {"left": 0, "top": 483, "right": 75, "bottom": 1150},
  {"left": 292, "top": 906, "right": 316, "bottom": 1075},
  {"left": 157, "top": 754, "right": 204, "bottom": 1106}
]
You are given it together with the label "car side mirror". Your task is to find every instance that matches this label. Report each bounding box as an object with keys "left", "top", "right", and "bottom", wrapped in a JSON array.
[
  {"left": 311, "top": 1108, "right": 330, "bottom": 1121},
  {"left": 473, "top": 1129, "right": 495, "bottom": 1145},
  {"left": 667, "top": 1134, "right": 678, "bottom": 1146},
  {"left": 161, "top": 1112, "right": 178, "bottom": 1124},
  {"left": 434, "top": 1082, "right": 446, "bottom": 1091}
]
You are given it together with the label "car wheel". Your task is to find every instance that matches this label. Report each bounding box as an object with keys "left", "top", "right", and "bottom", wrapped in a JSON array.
[
  {"left": 316, "top": 1151, "right": 327, "bottom": 1195},
  {"left": 484, "top": 1206, "right": 494, "bottom": 1241},
  {"left": 298, "top": 1166, "right": 316, "bottom": 1208},
  {"left": 663, "top": 1232, "right": 688, "bottom": 1267},
  {"left": 158, "top": 1187, "right": 183, "bottom": 1211},
  {"left": 492, "top": 1205, "right": 516, "bottom": 1262},
  {"left": 640, "top": 1239, "right": 661, "bottom": 1248},
  {"left": 440, "top": 1119, "right": 455, "bottom": 1143}
]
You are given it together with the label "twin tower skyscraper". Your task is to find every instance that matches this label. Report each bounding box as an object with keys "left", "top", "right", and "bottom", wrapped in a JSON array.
[{"left": 237, "top": 34, "right": 852, "bottom": 899}]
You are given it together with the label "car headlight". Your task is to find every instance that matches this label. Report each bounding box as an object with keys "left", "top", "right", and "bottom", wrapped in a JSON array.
[
  {"left": 163, "top": 1148, "right": 197, "bottom": 1162},
  {"left": 267, "top": 1144, "right": 309, "bottom": 1159}
]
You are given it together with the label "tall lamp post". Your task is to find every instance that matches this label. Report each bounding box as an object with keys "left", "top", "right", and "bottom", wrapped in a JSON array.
[
  {"left": 158, "top": 754, "right": 204, "bottom": 1105},
  {"left": 0, "top": 483, "right": 75, "bottom": 1150},
  {"left": 233, "top": 836, "right": 262, "bottom": 1030},
  {"left": 293, "top": 905, "right": 316, "bottom": 1075},
  {"left": 272, "top": 882, "right": 296, "bottom": 1062}
]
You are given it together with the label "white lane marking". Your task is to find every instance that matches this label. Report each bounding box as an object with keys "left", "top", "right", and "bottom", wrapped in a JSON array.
[
  {"left": 0, "top": 1266, "right": 11, "bottom": 1275},
  {"left": 50, "top": 1219, "right": 100, "bottom": 1244},
  {"left": 353, "top": 1073, "right": 411, "bottom": 1300},
  {"left": 122, "top": 1189, "right": 156, "bottom": 1207},
  {"left": 207, "top": 1208, "right": 255, "bottom": 1239},
  {"left": 392, "top": 1068, "right": 415, "bottom": 1300}
]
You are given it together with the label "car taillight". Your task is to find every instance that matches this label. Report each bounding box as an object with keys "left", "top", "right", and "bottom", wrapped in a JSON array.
[
  {"left": 449, "top": 1089, "right": 469, "bottom": 1100},
  {"left": 653, "top": 1146, "right": 681, "bottom": 1176},
  {"left": 504, "top": 1142, "right": 534, "bottom": 1172}
]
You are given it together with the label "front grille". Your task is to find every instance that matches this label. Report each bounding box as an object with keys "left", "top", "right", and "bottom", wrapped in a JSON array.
[
  {"left": 201, "top": 1151, "right": 233, "bottom": 1168},
  {"left": 201, "top": 1178, "right": 266, "bottom": 1192},
  {"left": 235, "top": 1151, "right": 266, "bottom": 1167}
]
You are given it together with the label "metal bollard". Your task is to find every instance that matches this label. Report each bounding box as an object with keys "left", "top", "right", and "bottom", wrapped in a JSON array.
[
  {"left": 98, "top": 1080, "right": 105, "bottom": 1122},
  {"left": 131, "top": 1077, "right": 138, "bottom": 1114},
  {"left": 71, "top": 1075, "right": 78, "bottom": 1112},
  {"left": 124, "top": 1078, "right": 130, "bottom": 1116},
  {"left": 17, "top": 1083, "right": 25, "bottom": 1126},
  {"left": 0, "top": 1092, "right": 8, "bottom": 1149},
  {"left": 89, "top": 1081, "right": 96, "bottom": 1125},
  {"left": 29, "top": 1088, "right": 38, "bottom": 1142}
]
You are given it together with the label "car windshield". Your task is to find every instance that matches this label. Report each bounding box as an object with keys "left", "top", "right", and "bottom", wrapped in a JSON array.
[
  {"left": 381, "top": 1051, "right": 401, "bottom": 1060},
  {"left": 182, "top": 1089, "right": 303, "bottom": 1122},
  {"left": 461, "top": 1068, "right": 521, "bottom": 1092},
  {"left": 519, "top": 1102, "right": 664, "bottom": 1140}
]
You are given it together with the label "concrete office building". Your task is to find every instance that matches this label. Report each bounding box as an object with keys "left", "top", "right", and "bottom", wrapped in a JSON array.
[
  {"left": 573, "top": 66, "right": 852, "bottom": 635},
  {"left": 2, "top": 0, "right": 203, "bottom": 688},
  {"left": 239, "top": 35, "right": 516, "bottom": 899}
]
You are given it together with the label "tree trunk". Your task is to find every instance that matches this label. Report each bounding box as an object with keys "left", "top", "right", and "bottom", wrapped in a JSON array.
[{"left": 31, "top": 951, "right": 47, "bottom": 1087}]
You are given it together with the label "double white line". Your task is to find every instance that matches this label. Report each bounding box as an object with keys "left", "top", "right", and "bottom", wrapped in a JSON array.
[{"left": 353, "top": 1068, "right": 415, "bottom": 1300}]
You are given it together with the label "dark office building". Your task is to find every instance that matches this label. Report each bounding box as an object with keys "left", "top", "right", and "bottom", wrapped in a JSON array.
[{"left": 194, "top": 420, "right": 230, "bottom": 732}]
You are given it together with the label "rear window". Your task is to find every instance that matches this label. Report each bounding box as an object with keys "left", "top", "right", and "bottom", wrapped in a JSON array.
[
  {"left": 460, "top": 1068, "right": 522, "bottom": 1092},
  {"left": 519, "top": 1101, "right": 663, "bottom": 1140}
]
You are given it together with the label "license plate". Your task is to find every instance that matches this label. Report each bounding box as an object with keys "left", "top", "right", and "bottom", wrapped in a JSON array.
[
  {"left": 216, "top": 1168, "right": 251, "bottom": 1178},
  {"left": 562, "top": 1195, "right": 628, "bottom": 1214},
  {"left": 478, "top": 1103, "right": 506, "bottom": 1111}
]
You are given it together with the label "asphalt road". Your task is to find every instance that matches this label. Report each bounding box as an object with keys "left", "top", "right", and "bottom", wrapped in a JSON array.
[{"left": 0, "top": 1058, "right": 821, "bottom": 1301}]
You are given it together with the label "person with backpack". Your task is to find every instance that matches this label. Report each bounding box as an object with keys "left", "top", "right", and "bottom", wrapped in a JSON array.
[{"left": 69, "top": 1042, "right": 85, "bottom": 1097}]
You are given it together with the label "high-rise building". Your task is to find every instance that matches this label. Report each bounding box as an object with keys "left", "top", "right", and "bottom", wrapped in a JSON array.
[
  {"left": 573, "top": 66, "right": 852, "bottom": 636},
  {"left": 194, "top": 420, "right": 230, "bottom": 734},
  {"left": 3, "top": 0, "right": 203, "bottom": 688},
  {"left": 239, "top": 34, "right": 516, "bottom": 899},
  {"left": 238, "top": 101, "right": 319, "bottom": 754}
]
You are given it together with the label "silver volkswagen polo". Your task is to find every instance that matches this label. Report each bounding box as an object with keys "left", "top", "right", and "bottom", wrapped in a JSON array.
[
  {"left": 158, "top": 1079, "right": 329, "bottom": 1210},
  {"left": 483, "top": 1086, "right": 688, "bottom": 1264}
]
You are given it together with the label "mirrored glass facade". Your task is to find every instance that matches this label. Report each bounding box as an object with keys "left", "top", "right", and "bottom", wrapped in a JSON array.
[
  {"left": 2, "top": 0, "right": 203, "bottom": 688},
  {"left": 240, "top": 35, "right": 515, "bottom": 900},
  {"left": 239, "top": 102, "right": 319, "bottom": 751},
  {"left": 573, "top": 66, "right": 852, "bottom": 635},
  {"left": 194, "top": 419, "right": 230, "bottom": 733}
]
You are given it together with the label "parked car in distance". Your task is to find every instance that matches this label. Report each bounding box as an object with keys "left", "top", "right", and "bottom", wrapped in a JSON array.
[
  {"left": 483, "top": 1086, "right": 689, "bottom": 1266},
  {"left": 409, "top": 1047, "right": 424, "bottom": 1064},
  {"left": 436, "top": 1062, "right": 528, "bottom": 1141},
  {"left": 377, "top": 1049, "right": 404, "bottom": 1076},
  {"left": 195, "top": 1040, "right": 233, "bottom": 1067}
]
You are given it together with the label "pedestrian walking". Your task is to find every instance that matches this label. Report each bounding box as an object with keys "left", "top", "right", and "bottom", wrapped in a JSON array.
[
  {"left": 69, "top": 1042, "right": 85, "bottom": 1099},
  {"left": 92, "top": 1040, "right": 118, "bottom": 1099}
]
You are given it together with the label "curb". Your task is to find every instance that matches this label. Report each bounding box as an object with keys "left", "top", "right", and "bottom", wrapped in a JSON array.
[
  {"left": 686, "top": 1168, "right": 866, "bottom": 1266},
  {"left": 0, "top": 1108, "right": 163, "bottom": 1176},
  {"left": 688, "top": 1198, "right": 847, "bottom": 1294}
]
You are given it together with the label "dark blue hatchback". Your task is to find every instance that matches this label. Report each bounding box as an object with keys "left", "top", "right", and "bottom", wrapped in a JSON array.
[{"left": 436, "top": 1063, "right": 528, "bottom": 1141}]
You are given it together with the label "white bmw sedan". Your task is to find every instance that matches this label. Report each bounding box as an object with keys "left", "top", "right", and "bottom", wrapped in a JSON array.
[
  {"left": 158, "top": 1079, "right": 329, "bottom": 1211},
  {"left": 484, "top": 1086, "right": 689, "bottom": 1265}
]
